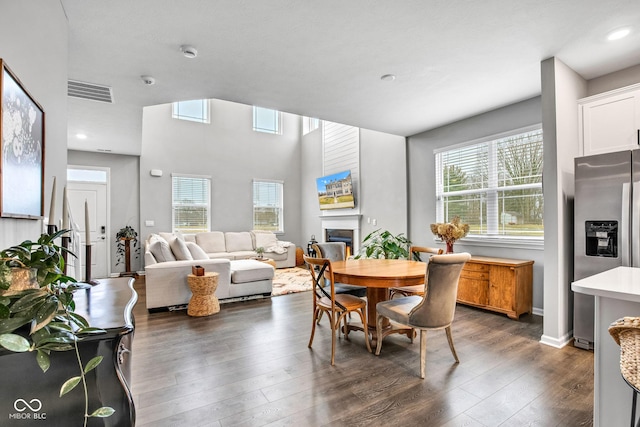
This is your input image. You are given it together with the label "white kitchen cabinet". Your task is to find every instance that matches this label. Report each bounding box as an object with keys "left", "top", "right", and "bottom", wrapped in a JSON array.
[{"left": 579, "top": 83, "right": 640, "bottom": 156}]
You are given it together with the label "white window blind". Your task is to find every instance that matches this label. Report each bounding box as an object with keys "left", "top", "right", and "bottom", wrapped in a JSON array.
[
  {"left": 435, "top": 126, "right": 543, "bottom": 239},
  {"left": 253, "top": 180, "right": 283, "bottom": 233},
  {"left": 172, "top": 174, "right": 211, "bottom": 233},
  {"left": 253, "top": 107, "right": 281, "bottom": 134}
]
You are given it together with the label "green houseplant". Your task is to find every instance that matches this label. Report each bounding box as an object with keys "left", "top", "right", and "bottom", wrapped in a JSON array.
[
  {"left": 0, "top": 230, "right": 114, "bottom": 425},
  {"left": 116, "top": 225, "right": 139, "bottom": 273},
  {"left": 354, "top": 229, "right": 412, "bottom": 259}
]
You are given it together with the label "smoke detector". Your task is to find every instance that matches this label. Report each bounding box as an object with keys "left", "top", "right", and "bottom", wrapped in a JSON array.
[
  {"left": 180, "top": 45, "right": 198, "bottom": 59},
  {"left": 141, "top": 75, "right": 156, "bottom": 85}
]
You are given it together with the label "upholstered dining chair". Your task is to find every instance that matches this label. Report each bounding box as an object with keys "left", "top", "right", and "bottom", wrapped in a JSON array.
[
  {"left": 312, "top": 242, "right": 367, "bottom": 297},
  {"left": 375, "top": 252, "right": 471, "bottom": 378},
  {"left": 304, "top": 255, "right": 372, "bottom": 365},
  {"left": 389, "top": 246, "right": 444, "bottom": 299}
]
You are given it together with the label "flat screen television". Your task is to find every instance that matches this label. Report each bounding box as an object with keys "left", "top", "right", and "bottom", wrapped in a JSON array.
[{"left": 316, "top": 170, "right": 355, "bottom": 210}]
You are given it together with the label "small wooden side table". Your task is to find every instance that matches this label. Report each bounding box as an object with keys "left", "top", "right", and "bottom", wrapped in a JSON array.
[{"left": 187, "top": 272, "right": 220, "bottom": 316}]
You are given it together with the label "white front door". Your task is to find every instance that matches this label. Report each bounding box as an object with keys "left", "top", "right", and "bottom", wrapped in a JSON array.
[{"left": 67, "top": 179, "right": 109, "bottom": 279}]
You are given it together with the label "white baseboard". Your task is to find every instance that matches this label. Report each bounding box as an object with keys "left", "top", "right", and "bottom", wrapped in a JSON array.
[
  {"left": 532, "top": 307, "right": 543, "bottom": 316},
  {"left": 540, "top": 330, "right": 573, "bottom": 348}
]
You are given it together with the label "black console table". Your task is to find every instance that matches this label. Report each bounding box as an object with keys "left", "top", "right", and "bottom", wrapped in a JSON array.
[{"left": 0, "top": 277, "right": 137, "bottom": 426}]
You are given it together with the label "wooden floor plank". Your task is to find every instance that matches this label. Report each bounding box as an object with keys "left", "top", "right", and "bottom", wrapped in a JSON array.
[{"left": 130, "top": 278, "right": 593, "bottom": 426}]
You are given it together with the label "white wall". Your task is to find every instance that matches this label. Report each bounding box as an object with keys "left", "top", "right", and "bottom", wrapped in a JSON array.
[
  {"left": 0, "top": 2, "right": 68, "bottom": 248},
  {"left": 300, "top": 127, "right": 323, "bottom": 251},
  {"left": 407, "top": 97, "right": 545, "bottom": 310},
  {"left": 540, "top": 57, "right": 587, "bottom": 347},
  {"left": 587, "top": 63, "right": 640, "bottom": 96},
  {"left": 139, "top": 100, "right": 302, "bottom": 247}
]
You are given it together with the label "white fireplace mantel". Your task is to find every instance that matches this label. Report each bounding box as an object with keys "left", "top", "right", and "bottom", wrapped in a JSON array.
[{"left": 319, "top": 214, "right": 362, "bottom": 254}]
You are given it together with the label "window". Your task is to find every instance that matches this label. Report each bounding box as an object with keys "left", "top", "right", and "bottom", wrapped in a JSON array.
[
  {"left": 435, "top": 126, "right": 543, "bottom": 239},
  {"left": 253, "top": 180, "right": 283, "bottom": 233},
  {"left": 253, "top": 106, "right": 281, "bottom": 134},
  {"left": 172, "top": 99, "right": 210, "bottom": 123},
  {"left": 302, "top": 116, "right": 320, "bottom": 135},
  {"left": 172, "top": 174, "right": 211, "bottom": 233}
]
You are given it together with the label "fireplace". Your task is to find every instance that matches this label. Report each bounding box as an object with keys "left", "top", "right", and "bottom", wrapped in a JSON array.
[{"left": 325, "top": 229, "right": 354, "bottom": 258}]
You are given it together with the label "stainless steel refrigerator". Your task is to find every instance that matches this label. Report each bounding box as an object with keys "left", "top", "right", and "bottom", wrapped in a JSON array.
[{"left": 573, "top": 150, "right": 640, "bottom": 349}]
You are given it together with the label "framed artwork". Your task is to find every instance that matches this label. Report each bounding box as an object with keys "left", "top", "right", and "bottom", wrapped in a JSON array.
[{"left": 0, "top": 59, "right": 45, "bottom": 218}]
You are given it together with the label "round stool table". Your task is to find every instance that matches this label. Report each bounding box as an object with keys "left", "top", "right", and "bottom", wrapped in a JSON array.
[
  {"left": 251, "top": 257, "right": 276, "bottom": 268},
  {"left": 187, "top": 272, "right": 220, "bottom": 316}
]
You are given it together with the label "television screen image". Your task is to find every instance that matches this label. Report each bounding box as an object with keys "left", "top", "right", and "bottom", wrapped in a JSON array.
[{"left": 316, "top": 170, "right": 355, "bottom": 210}]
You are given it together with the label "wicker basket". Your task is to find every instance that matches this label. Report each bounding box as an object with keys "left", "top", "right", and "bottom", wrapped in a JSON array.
[{"left": 609, "top": 316, "right": 640, "bottom": 390}]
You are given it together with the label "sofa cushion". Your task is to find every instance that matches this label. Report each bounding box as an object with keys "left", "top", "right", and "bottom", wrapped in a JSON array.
[
  {"left": 225, "top": 232, "right": 254, "bottom": 252},
  {"left": 252, "top": 230, "right": 279, "bottom": 249},
  {"left": 196, "top": 231, "right": 226, "bottom": 253},
  {"left": 148, "top": 235, "right": 176, "bottom": 262},
  {"left": 159, "top": 231, "right": 183, "bottom": 243},
  {"left": 186, "top": 242, "right": 209, "bottom": 260},
  {"left": 169, "top": 236, "right": 193, "bottom": 261},
  {"left": 230, "top": 260, "right": 274, "bottom": 283}
]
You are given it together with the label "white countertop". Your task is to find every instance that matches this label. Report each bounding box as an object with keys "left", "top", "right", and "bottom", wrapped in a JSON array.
[{"left": 571, "top": 266, "right": 640, "bottom": 303}]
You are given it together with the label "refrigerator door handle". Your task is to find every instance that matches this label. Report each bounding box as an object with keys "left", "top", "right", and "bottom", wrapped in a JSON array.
[
  {"left": 634, "top": 182, "right": 640, "bottom": 267},
  {"left": 623, "top": 182, "right": 631, "bottom": 266}
]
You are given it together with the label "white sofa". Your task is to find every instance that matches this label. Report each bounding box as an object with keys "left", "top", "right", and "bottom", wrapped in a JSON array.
[{"left": 144, "top": 231, "right": 295, "bottom": 310}]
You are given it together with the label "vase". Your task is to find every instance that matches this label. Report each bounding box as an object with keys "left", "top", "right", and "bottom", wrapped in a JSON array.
[
  {"left": 0, "top": 267, "right": 39, "bottom": 296},
  {"left": 446, "top": 241, "right": 454, "bottom": 254}
]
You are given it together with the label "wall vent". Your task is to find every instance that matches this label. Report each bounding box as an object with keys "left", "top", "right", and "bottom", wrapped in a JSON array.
[{"left": 67, "top": 80, "right": 113, "bottom": 103}]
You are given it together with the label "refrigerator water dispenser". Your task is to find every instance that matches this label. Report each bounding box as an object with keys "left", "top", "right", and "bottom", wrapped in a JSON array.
[{"left": 585, "top": 221, "right": 618, "bottom": 258}]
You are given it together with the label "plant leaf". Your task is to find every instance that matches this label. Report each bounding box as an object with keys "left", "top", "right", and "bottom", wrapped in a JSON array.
[
  {"left": 67, "top": 311, "right": 89, "bottom": 329},
  {"left": 31, "top": 299, "right": 59, "bottom": 333},
  {"left": 0, "top": 333, "right": 30, "bottom": 352},
  {"left": 76, "top": 327, "right": 106, "bottom": 336},
  {"left": 0, "top": 304, "right": 10, "bottom": 319},
  {"left": 0, "top": 317, "right": 31, "bottom": 334},
  {"left": 59, "top": 376, "right": 81, "bottom": 396},
  {"left": 84, "top": 356, "right": 103, "bottom": 373},
  {"left": 10, "top": 290, "right": 48, "bottom": 313},
  {"left": 36, "top": 349, "right": 50, "bottom": 372},
  {"left": 89, "top": 406, "right": 115, "bottom": 418}
]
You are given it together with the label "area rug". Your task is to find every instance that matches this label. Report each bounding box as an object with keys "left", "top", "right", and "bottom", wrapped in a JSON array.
[{"left": 272, "top": 267, "right": 313, "bottom": 296}]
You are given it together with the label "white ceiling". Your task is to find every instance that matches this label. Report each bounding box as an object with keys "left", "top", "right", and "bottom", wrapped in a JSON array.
[{"left": 61, "top": 0, "right": 640, "bottom": 156}]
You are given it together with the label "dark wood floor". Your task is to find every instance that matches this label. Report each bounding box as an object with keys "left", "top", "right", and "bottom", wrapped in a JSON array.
[{"left": 129, "top": 278, "right": 594, "bottom": 427}]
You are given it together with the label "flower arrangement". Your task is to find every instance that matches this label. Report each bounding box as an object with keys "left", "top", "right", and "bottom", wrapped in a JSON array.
[{"left": 430, "top": 216, "right": 470, "bottom": 252}]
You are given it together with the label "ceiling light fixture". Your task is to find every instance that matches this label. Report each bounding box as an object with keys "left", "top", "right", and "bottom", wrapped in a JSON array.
[
  {"left": 607, "top": 27, "right": 631, "bottom": 41},
  {"left": 380, "top": 74, "right": 396, "bottom": 82},
  {"left": 76, "top": 133, "right": 87, "bottom": 140},
  {"left": 180, "top": 45, "right": 198, "bottom": 59},
  {"left": 140, "top": 75, "right": 156, "bottom": 85}
]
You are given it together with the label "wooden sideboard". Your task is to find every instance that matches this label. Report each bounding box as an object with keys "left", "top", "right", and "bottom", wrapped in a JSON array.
[
  {"left": 457, "top": 256, "right": 534, "bottom": 319},
  {"left": 0, "top": 277, "right": 137, "bottom": 426}
]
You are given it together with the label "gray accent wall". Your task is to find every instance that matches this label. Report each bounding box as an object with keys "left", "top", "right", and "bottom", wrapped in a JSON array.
[
  {"left": 0, "top": 2, "right": 68, "bottom": 249},
  {"left": 407, "top": 97, "right": 545, "bottom": 311},
  {"left": 139, "top": 100, "right": 302, "bottom": 249}
]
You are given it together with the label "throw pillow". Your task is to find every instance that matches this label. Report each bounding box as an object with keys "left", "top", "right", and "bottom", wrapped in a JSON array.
[
  {"left": 149, "top": 237, "right": 176, "bottom": 262},
  {"left": 186, "top": 242, "right": 209, "bottom": 260},
  {"left": 252, "top": 230, "right": 278, "bottom": 249},
  {"left": 169, "top": 236, "right": 193, "bottom": 261}
]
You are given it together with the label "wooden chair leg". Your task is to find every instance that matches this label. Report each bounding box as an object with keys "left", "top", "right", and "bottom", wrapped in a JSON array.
[
  {"left": 375, "top": 313, "right": 384, "bottom": 355},
  {"left": 356, "top": 308, "right": 372, "bottom": 353},
  {"left": 445, "top": 326, "right": 460, "bottom": 363},
  {"left": 330, "top": 312, "right": 337, "bottom": 366},
  {"left": 420, "top": 330, "right": 427, "bottom": 379},
  {"left": 308, "top": 307, "right": 319, "bottom": 348}
]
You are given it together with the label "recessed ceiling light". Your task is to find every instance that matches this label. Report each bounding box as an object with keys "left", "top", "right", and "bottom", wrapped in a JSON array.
[
  {"left": 607, "top": 27, "right": 631, "bottom": 41},
  {"left": 76, "top": 133, "right": 87, "bottom": 139},
  {"left": 380, "top": 74, "right": 396, "bottom": 82},
  {"left": 180, "top": 45, "right": 198, "bottom": 59},
  {"left": 141, "top": 75, "right": 156, "bottom": 85}
]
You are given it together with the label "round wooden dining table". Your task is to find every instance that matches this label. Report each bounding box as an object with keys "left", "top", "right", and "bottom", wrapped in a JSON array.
[{"left": 331, "top": 258, "right": 427, "bottom": 340}]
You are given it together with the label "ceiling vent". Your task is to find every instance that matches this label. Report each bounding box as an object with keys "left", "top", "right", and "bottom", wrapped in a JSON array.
[{"left": 67, "top": 80, "right": 114, "bottom": 103}]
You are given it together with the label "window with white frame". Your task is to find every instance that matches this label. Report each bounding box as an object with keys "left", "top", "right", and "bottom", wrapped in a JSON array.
[
  {"left": 435, "top": 126, "right": 543, "bottom": 239},
  {"left": 302, "top": 116, "right": 320, "bottom": 135},
  {"left": 253, "top": 106, "right": 281, "bottom": 134},
  {"left": 253, "top": 180, "right": 283, "bottom": 233},
  {"left": 172, "top": 99, "right": 210, "bottom": 123},
  {"left": 172, "top": 174, "right": 211, "bottom": 233}
]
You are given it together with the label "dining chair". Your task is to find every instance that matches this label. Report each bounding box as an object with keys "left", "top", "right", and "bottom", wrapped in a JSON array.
[
  {"left": 375, "top": 252, "right": 471, "bottom": 378},
  {"left": 304, "top": 255, "right": 372, "bottom": 365},
  {"left": 389, "top": 246, "right": 444, "bottom": 299},
  {"left": 312, "top": 242, "right": 367, "bottom": 297}
]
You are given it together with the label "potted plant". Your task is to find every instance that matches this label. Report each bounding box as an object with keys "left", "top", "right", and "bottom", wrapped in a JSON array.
[
  {"left": 116, "top": 225, "right": 139, "bottom": 274},
  {"left": 430, "top": 216, "right": 470, "bottom": 253},
  {"left": 354, "top": 229, "right": 412, "bottom": 259},
  {"left": 0, "top": 230, "right": 114, "bottom": 425},
  {"left": 255, "top": 246, "right": 265, "bottom": 259}
]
